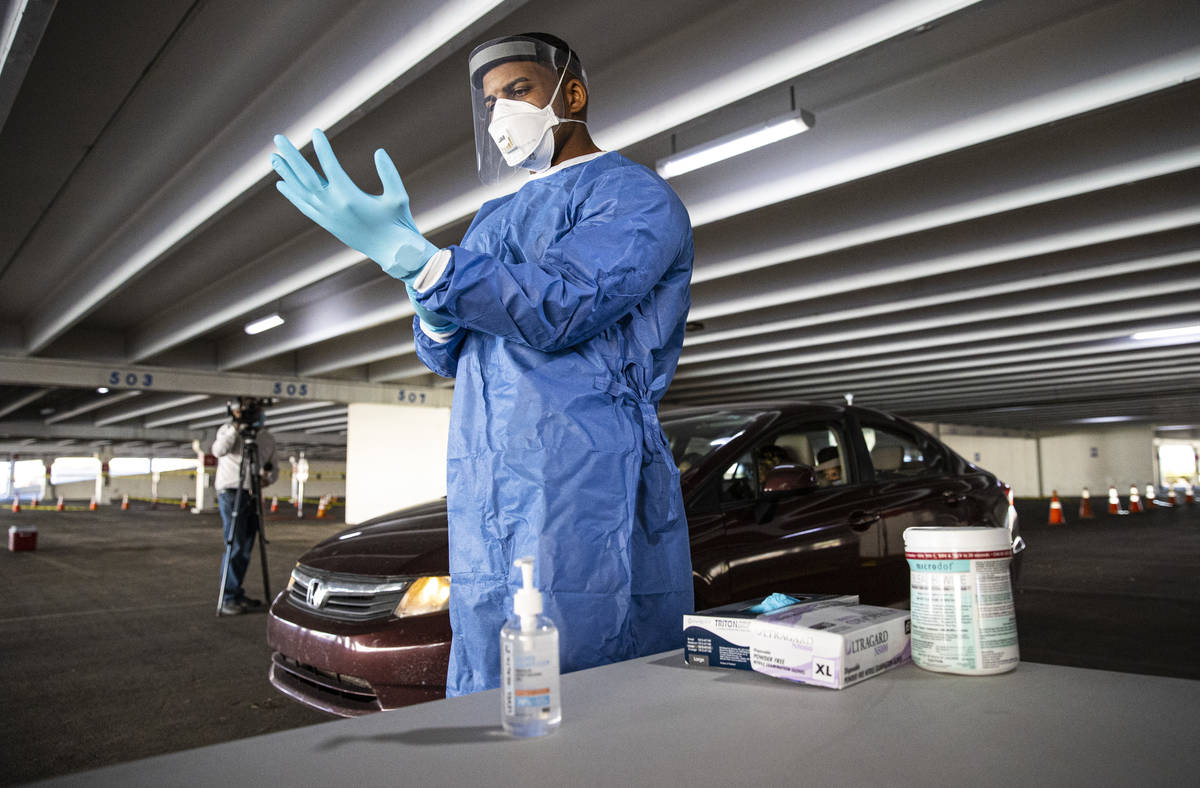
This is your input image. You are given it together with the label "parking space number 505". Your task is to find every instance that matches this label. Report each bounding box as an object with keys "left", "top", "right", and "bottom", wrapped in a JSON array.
[{"left": 273, "top": 382, "right": 309, "bottom": 397}]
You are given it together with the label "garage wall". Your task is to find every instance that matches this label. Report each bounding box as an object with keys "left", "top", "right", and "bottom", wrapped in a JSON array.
[
  {"left": 1038, "top": 425, "right": 1155, "bottom": 498},
  {"left": 52, "top": 476, "right": 197, "bottom": 503},
  {"left": 936, "top": 423, "right": 1156, "bottom": 497},
  {"left": 273, "top": 459, "right": 346, "bottom": 502},
  {"left": 52, "top": 461, "right": 347, "bottom": 507},
  {"left": 938, "top": 431, "right": 1040, "bottom": 495},
  {"left": 345, "top": 402, "right": 451, "bottom": 525}
]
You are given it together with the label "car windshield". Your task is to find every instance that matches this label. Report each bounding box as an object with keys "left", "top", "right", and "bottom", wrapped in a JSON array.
[{"left": 661, "top": 410, "right": 770, "bottom": 472}]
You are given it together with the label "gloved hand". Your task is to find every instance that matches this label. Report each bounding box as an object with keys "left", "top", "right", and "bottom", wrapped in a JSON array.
[
  {"left": 271, "top": 129, "right": 439, "bottom": 281},
  {"left": 407, "top": 284, "right": 457, "bottom": 335}
]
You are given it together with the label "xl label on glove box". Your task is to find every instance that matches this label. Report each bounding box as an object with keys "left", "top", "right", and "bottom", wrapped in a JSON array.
[{"left": 750, "top": 604, "right": 911, "bottom": 689}]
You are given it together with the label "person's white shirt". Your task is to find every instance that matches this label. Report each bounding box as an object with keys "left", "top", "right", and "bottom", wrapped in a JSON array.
[{"left": 211, "top": 422, "right": 278, "bottom": 491}]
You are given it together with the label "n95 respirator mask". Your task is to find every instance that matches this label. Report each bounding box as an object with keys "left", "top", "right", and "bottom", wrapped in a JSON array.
[{"left": 486, "top": 62, "right": 584, "bottom": 173}]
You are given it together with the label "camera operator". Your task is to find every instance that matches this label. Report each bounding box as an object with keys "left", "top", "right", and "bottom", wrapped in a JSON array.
[{"left": 212, "top": 398, "right": 278, "bottom": 616}]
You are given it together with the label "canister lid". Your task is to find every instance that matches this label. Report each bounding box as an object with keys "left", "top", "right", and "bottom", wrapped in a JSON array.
[{"left": 903, "top": 526, "right": 1011, "bottom": 552}]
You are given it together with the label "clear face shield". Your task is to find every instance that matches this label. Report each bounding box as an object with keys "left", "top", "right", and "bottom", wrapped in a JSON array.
[{"left": 468, "top": 36, "right": 588, "bottom": 185}]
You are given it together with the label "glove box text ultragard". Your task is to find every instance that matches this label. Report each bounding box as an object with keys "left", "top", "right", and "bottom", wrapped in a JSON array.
[
  {"left": 749, "top": 605, "right": 912, "bottom": 689},
  {"left": 683, "top": 594, "right": 858, "bottom": 670}
]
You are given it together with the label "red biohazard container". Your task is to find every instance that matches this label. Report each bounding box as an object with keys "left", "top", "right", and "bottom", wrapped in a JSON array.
[{"left": 8, "top": 525, "right": 37, "bottom": 551}]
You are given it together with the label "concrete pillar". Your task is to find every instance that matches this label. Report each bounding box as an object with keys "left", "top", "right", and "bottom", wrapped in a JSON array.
[
  {"left": 6, "top": 452, "right": 14, "bottom": 501},
  {"left": 190, "top": 440, "right": 209, "bottom": 512},
  {"left": 344, "top": 402, "right": 451, "bottom": 526},
  {"left": 295, "top": 452, "right": 308, "bottom": 518},
  {"left": 41, "top": 459, "right": 52, "bottom": 502},
  {"left": 93, "top": 450, "right": 113, "bottom": 505}
]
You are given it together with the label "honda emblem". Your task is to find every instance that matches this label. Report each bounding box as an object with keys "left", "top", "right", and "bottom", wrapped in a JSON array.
[{"left": 306, "top": 580, "right": 330, "bottom": 609}]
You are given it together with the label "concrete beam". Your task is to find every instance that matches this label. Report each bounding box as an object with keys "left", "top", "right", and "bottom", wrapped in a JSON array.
[
  {"left": 671, "top": 298, "right": 1200, "bottom": 383},
  {"left": 22, "top": 0, "right": 520, "bottom": 354},
  {"left": 0, "top": 0, "right": 57, "bottom": 130},
  {"left": 0, "top": 419, "right": 346, "bottom": 447},
  {"left": 217, "top": 275, "right": 412, "bottom": 370},
  {"left": 0, "top": 387, "right": 49, "bottom": 419},
  {"left": 93, "top": 393, "right": 212, "bottom": 427},
  {"left": 297, "top": 324, "right": 415, "bottom": 377},
  {"left": 115, "top": 0, "right": 984, "bottom": 364},
  {"left": 45, "top": 390, "right": 142, "bottom": 425},
  {"left": 0, "top": 354, "right": 449, "bottom": 407}
]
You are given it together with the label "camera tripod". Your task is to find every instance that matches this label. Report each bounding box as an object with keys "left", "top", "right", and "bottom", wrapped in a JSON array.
[{"left": 215, "top": 425, "right": 272, "bottom": 616}]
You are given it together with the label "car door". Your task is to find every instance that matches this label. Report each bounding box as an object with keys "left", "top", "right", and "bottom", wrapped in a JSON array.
[
  {"left": 715, "top": 421, "right": 865, "bottom": 601},
  {"left": 855, "top": 418, "right": 972, "bottom": 560}
]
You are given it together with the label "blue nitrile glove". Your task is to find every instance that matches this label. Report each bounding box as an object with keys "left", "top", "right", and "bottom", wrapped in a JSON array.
[
  {"left": 748, "top": 593, "right": 802, "bottom": 614},
  {"left": 407, "top": 284, "right": 457, "bottom": 335},
  {"left": 271, "top": 129, "right": 439, "bottom": 281}
]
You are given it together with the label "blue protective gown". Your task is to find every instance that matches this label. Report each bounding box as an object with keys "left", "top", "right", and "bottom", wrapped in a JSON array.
[{"left": 412, "top": 151, "right": 694, "bottom": 696}]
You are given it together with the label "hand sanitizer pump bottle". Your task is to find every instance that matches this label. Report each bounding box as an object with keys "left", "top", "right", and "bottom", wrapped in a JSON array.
[{"left": 500, "top": 556, "right": 561, "bottom": 737}]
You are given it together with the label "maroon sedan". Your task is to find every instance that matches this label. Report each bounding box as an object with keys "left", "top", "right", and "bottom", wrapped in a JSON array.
[{"left": 268, "top": 402, "right": 1022, "bottom": 715}]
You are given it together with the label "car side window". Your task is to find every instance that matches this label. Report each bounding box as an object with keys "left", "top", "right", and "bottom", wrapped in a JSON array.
[
  {"left": 718, "top": 426, "right": 847, "bottom": 503},
  {"left": 861, "top": 424, "right": 940, "bottom": 480},
  {"left": 720, "top": 452, "right": 757, "bottom": 503},
  {"left": 761, "top": 426, "right": 847, "bottom": 491}
]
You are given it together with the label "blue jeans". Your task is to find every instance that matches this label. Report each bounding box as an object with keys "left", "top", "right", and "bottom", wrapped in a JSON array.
[{"left": 218, "top": 489, "right": 260, "bottom": 603}]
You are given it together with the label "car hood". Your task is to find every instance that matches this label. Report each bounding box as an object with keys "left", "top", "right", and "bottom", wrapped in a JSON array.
[{"left": 298, "top": 498, "right": 449, "bottom": 577}]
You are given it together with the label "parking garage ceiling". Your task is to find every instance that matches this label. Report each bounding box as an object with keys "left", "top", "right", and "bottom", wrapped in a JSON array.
[{"left": 1, "top": 0, "right": 1198, "bottom": 460}]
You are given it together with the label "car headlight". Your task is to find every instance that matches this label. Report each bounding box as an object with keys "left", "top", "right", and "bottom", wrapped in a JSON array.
[{"left": 395, "top": 575, "right": 451, "bottom": 617}]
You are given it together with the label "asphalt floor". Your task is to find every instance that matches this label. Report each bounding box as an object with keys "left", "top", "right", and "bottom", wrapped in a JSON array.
[{"left": 1, "top": 497, "right": 1198, "bottom": 784}]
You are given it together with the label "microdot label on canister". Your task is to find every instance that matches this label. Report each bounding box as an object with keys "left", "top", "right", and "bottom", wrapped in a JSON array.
[{"left": 903, "top": 527, "right": 1019, "bottom": 676}]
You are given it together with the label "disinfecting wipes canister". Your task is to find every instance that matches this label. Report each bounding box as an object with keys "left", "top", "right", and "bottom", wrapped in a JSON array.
[{"left": 903, "top": 527, "right": 1019, "bottom": 675}]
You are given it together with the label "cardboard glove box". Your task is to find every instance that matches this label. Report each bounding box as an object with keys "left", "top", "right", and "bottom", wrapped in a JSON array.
[{"left": 750, "top": 603, "right": 911, "bottom": 689}]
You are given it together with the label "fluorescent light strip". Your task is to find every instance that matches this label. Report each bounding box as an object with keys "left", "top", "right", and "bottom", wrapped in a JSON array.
[
  {"left": 244, "top": 314, "right": 285, "bottom": 335},
  {"left": 685, "top": 49, "right": 1200, "bottom": 228},
  {"left": 1131, "top": 324, "right": 1200, "bottom": 340},
  {"left": 657, "top": 110, "right": 814, "bottom": 179},
  {"left": 600, "top": 1, "right": 982, "bottom": 152}
]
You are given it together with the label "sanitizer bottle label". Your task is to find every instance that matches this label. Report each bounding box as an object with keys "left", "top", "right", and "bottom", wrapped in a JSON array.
[{"left": 502, "top": 636, "right": 560, "bottom": 720}]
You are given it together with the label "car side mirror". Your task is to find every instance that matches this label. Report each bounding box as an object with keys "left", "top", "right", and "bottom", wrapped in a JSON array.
[{"left": 761, "top": 464, "right": 818, "bottom": 495}]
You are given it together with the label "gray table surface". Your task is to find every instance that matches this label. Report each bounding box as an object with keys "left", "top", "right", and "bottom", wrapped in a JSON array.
[{"left": 36, "top": 652, "right": 1200, "bottom": 787}]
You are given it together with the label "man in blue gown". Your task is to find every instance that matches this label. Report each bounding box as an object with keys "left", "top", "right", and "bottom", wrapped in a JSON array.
[{"left": 272, "top": 33, "right": 694, "bottom": 697}]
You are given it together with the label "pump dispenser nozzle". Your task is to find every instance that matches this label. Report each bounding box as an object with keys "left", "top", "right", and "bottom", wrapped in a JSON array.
[{"left": 513, "top": 556, "right": 542, "bottom": 632}]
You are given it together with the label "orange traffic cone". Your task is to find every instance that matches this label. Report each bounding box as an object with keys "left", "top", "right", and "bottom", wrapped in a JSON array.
[
  {"left": 1107, "top": 486, "right": 1125, "bottom": 515},
  {"left": 56, "top": 496, "right": 64, "bottom": 512},
  {"left": 1167, "top": 487, "right": 1177, "bottom": 507},
  {"left": 180, "top": 494, "right": 189, "bottom": 510},
  {"left": 1078, "top": 488, "right": 1094, "bottom": 519},
  {"left": 88, "top": 497, "right": 98, "bottom": 511},
  {"left": 1128, "top": 485, "right": 1142, "bottom": 513},
  {"left": 1144, "top": 484, "right": 1157, "bottom": 510},
  {"left": 270, "top": 496, "right": 279, "bottom": 513},
  {"left": 316, "top": 496, "right": 327, "bottom": 519},
  {"left": 32, "top": 496, "right": 40, "bottom": 508},
  {"left": 11, "top": 497, "right": 20, "bottom": 513},
  {"left": 1048, "top": 491, "right": 1066, "bottom": 525},
  {"left": 1187, "top": 483, "right": 1195, "bottom": 504},
  {"left": 120, "top": 494, "right": 129, "bottom": 511}
]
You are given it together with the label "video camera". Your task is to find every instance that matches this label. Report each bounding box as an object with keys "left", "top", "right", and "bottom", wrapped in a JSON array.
[{"left": 227, "top": 396, "right": 274, "bottom": 431}]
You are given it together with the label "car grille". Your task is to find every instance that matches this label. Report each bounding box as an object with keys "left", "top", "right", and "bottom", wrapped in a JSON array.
[
  {"left": 288, "top": 565, "right": 412, "bottom": 621},
  {"left": 271, "top": 653, "right": 380, "bottom": 716}
]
